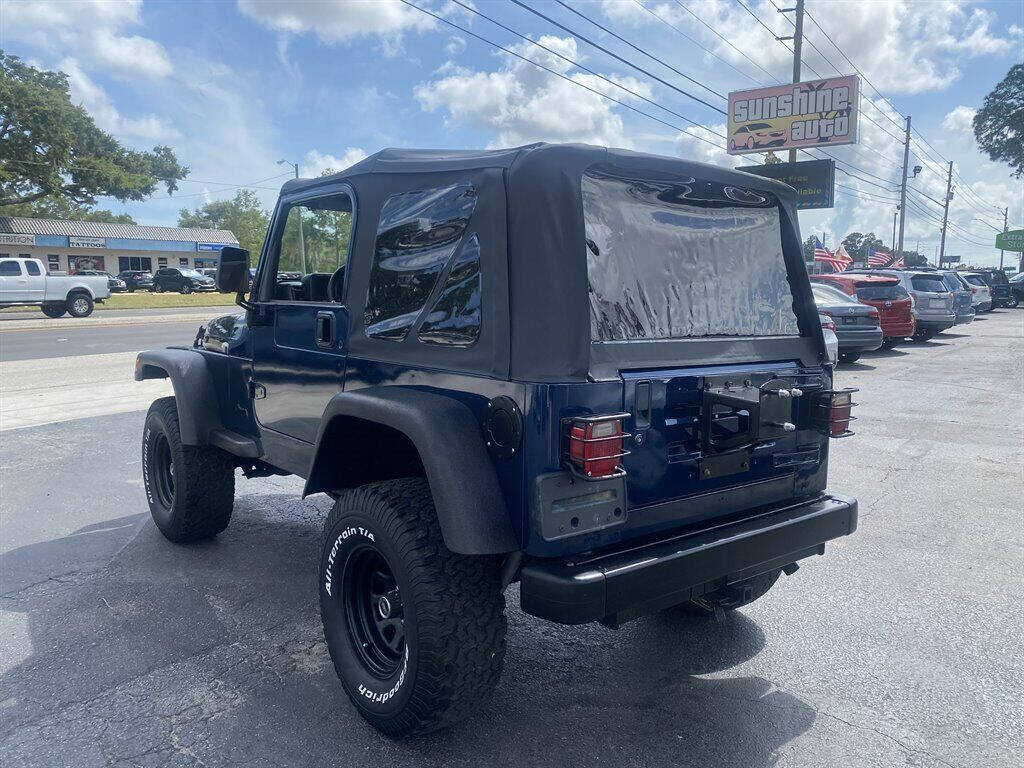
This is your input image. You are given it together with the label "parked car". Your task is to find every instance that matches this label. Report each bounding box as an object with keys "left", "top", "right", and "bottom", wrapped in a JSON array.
[
  {"left": 847, "top": 269, "right": 955, "bottom": 341},
  {"left": 932, "top": 269, "right": 974, "bottom": 325},
  {"left": 959, "top": 272, "right": 993, "bottom": 312},
  {"left": 1007, "top": 272, "right": 1024, "bottom": 307},
  {"left": 819, "top": 313, "right": 839, "bottom": 364},
  {"left": 811, "top": 273, "right": 914, "bottom": 347},
  {"left": 971, "top": 268, "right": 1013, "bottom": 308},
  {"left": 0, "top": 257, "right": 110, "bottom": 317},
  {"left": 135, "top": 143, "right": 859, "bottom": 737},
  {"left": 197, "top": 267, "right": 233, "bottom": 293},
  {"left": 810, "top": 282, "right": 883, "bottom": 363},
  {"left": 118, "top": 270, "right": 154, "bottom": 292},
  {"left": 75, "top": 269, "right": 127, "bottom": 293},
  {"left": 151, "top": 267, "right": 217, "bottom": 293}
]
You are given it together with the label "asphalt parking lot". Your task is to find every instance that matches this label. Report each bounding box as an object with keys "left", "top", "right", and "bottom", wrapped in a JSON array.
[{"left": 1, "top": 310, "right": 1022, "bottom": 767}]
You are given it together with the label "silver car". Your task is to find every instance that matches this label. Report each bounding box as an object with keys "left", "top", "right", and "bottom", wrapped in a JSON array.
[
  {"left": 960, "top": 272, "right": 993, "bottom": 312},
  {"left": 847, "top": 269, "right": 955, "bottom": 341}
]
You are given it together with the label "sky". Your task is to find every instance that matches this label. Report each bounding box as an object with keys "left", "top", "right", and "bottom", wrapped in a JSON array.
[{"left": 2, "top": 0, "right": 1022, "bottom": 266}]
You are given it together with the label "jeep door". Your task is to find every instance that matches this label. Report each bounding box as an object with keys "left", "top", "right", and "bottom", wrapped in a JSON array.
[{"left": 250, "top": 185, "right": 354, "bottom": 444}]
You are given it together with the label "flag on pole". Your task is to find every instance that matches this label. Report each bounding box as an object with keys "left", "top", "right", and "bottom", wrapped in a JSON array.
[
  {"left": 867, "top": 248, "right": 904, "bottom": 269},
  {"left": 814, "top": 238, "right": 851, "bottom": 272}
]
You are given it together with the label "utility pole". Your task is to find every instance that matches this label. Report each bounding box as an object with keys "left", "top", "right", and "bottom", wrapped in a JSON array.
[
  {"left": 938, "top": 160, "right": 953, "bottom": 267},
  {"left": 897, "top": 115, "right": 912, "bottom": 255},
  {"left": 777, "top": 0, "right": 805, "bottom": 164}
]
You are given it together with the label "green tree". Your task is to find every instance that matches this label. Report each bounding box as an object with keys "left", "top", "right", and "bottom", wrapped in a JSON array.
[
  {"left": 841, "top": 231, "right": 884, "bottom": 261},
  {"left": 2, "top": 196, "right": 136, "bottom": 224},
  {"left": 178, "top": 189, "right": 270, "bottom": 257},
  {"left": 802, "top": 235, "right": 817, "bottom": 262},
  {"left": 0, "top": 52, "right": 188, "bottom": 208},
  {"left": 973, "top": 64, "right": 1024, "bottom": 178}
]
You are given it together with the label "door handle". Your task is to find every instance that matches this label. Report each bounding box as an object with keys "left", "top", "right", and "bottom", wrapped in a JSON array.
[{"left": 315, "top": 311, "right": 333, "bottom": 347}]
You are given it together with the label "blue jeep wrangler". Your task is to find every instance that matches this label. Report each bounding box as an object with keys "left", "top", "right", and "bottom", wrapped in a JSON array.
[{"left": 136, "top": 144, "right": 858, "bottom": 737}]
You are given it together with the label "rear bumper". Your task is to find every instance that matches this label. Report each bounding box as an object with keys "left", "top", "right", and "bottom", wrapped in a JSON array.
[
  {"left": 519, "top": 493, "right": 858, "bottom": 625},
  {"left": 881, "top": 319, "right": 915, "bottom": 338},
  {"left": 835, "top": 327, "right": 883, "bottom": 351},
  {"left": 917, "top": 318, "right": 955, "bottom": 332},
  {"left": 954, "top": 311, "right": 975, "bottom": 325}
]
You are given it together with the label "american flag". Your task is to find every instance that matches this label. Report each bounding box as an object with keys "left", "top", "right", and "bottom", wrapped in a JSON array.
[
  {"left": 814, "top": 239, "right": 851, "bottom": 272},
  {"left": 867, "top": 249, "right": 903, "bottom": 269}
]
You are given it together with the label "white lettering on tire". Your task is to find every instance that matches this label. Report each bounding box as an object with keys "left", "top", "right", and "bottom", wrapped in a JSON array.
[
  {"left": 324, "top": 526, "right": 376, "bottom": 597},
  {"left": 357, "top": 647, "right": 409, "bottom": 705},
  {"left": 143, "top": 427, "right": 155, "bottom": 505}
]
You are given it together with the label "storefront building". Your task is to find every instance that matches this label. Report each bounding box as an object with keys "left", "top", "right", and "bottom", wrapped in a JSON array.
[{"left": 0, "top": 217, "right": 239, "bottom": 275}]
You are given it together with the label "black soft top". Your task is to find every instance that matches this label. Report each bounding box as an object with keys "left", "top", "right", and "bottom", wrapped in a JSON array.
[{"left": 277, "top": 144, "right": 814, "bottom": 382}]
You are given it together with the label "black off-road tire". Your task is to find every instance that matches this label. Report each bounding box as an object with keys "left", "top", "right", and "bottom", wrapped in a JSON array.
[
  {"left": 319, "top": 478, "right": 506, "bottom": 738},
  {"left": 142, "top": 396, "right": 234, "bottom": 543},
  {"left": 41, "top": 302, "right": 66, "bottom": 318},
  {"left": 668, "top": 569, "right": 782, "bottom": 617},
  {"left": 66, "top": 292, "right": 94, "bottom": 318}
]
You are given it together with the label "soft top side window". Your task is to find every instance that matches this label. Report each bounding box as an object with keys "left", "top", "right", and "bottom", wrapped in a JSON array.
[{"left": 364, "top": 182, "right": 477, "bottom": 341}]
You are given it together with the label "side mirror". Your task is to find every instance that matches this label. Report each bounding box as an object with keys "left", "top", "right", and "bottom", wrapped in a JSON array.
[{"left": 216, "top": 246, "right": 250, "bottom": 293}]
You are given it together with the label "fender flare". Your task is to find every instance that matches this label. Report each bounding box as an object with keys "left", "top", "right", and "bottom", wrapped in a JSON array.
[
  {"left": 303, "top": 387, "right": 518, "bottom": 555},
  {"left": 134, "top": 348, "right": 228, "bottom": 447}
]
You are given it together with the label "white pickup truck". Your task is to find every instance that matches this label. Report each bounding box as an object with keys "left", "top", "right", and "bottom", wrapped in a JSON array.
[{"left": 0, "top": 257, "right": 110, "bottom": 317}]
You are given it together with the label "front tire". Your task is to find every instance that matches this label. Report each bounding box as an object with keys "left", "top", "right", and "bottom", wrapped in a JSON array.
[
  {"left": 142, "top": 397, "right": 234, "bottom": 543},
  {"left": 66, "top": 292, "right": 94, "bottom": 317},
  {"left": 180, "top": 284, "right": 193, "bottom": 295},
  {"left": 319, "top": 478, "right": 506, "bottom": 738}
]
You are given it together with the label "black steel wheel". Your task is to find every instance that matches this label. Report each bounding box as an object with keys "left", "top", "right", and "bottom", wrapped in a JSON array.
[
  {"left": 142, "top": 397, "right": 234, "bottom": 543},
  {"left": 319, "top": 479, "right": 506, "bottom": 738},
  {"left": 343, "top": 545, "right": 406, "bottom": 678}
]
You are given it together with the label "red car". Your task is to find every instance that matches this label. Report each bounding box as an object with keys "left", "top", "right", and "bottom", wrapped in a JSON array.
[{"left": 811, "top": 274, "right": 915, "bottom": 347}]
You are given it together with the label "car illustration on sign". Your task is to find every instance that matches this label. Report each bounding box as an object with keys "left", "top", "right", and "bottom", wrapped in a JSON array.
[{"left": 729, "top": 122, "right": 787, "bottom": 151}]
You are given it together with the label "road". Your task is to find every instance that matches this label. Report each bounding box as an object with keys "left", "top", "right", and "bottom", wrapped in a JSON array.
[
  {"left": 1, "top": 310, "right": 1022, "bottom": 768},
  {"left": 0, "top": 321, "right": 201, "bottom": 361}
]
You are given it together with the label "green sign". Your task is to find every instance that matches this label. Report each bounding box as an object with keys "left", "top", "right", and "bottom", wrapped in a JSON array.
[
  {"left": 738, "top": 159, "right": 835, "bottom": 209},
  {"left": 995, "top": 229, "right": 1024, "bottom": 252}
]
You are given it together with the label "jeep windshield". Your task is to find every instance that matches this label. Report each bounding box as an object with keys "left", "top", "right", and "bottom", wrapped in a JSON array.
[{"left": 582, "top": 168, "right": 800, "bottom": 342}]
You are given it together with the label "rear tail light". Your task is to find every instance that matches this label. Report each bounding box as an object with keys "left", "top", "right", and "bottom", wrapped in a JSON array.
[
  {"left": 564, "top": 413, "right": 630, "bottom": 479},
  {"left": 970, "top": 287, "right": 978, "bottom": 294},
  {"left": 815, "top": 389, "right": 858, "bottom": 438},
  {"left": 820, "top": 316, "right": 836, "bottom": 331},
  {"left": 908, "top": 291, "right": 917, "bottom": 308},
  {"left": 867, "top": 308, "right": 879, "bottom": 319}
]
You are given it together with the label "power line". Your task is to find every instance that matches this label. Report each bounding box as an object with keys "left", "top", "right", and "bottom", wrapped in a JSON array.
[
  {"left": 398, "top": 0, "right": 726, "bottom": 149},
  {"left": 447, "top": 0, "right": 725, "bottom": 138},
  {"left": 631, "top": 0, "right": 767, "bottom": 86},
  {"left": 664, "top": 0, "right": 778, "bottom": 84},
  {"left": 513, "top": 0, "right": 728, "bottom": 109}
]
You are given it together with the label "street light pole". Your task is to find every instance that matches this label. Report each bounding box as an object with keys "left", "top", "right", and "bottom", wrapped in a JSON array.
[
  {"left": 938, "top": 161, "right": 953, "bottom": 267},
  {"left": 278, "top": 160, "right": 307, "bottom": 274},
  {"left": 1000, "top": 205, "right": 1007, "bottom": 271}
]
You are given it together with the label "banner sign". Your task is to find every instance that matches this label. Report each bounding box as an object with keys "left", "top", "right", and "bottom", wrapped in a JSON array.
[
  {"left": 0, "top": 233, "right": 35, "bottom": 247},
  {"left": 995, "top": 229, "right": 1024, "bottom": 252},
  {"left": 197, "top": 243, "right": 227, "bottom": 251},
  {"left": 738, "top": 159, "right": 835, "bottom": 209},
  {"left": 69, "top": 236, "right": 106, "bottom": 248},
  {"left": 727, "top": 75, "right": 860, "bottom": 155}
]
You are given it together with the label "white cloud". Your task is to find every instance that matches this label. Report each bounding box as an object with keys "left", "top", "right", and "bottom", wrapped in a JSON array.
[
  {"left": 236, "top": 0, "right": 436, "bottom": 44},
  {"left": 3, "top": 0, "right": 172, "bottom": 80},
  {"left": 301, "top": 148, "right": 369, "bottom": 177},
  {"left": 942, "top": 106, "right": 977, "bottom": 134},
  {"left": 59, "top": 58, "right": 180, "bottom": 143},
  {"left": 602, "top": 1, "right": 1021, "bottom": 96},
  {"left": 414, "top": 36, "right": 654, "bottom": 148}
]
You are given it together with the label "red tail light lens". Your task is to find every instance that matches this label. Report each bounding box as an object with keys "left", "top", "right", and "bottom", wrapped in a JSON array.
[
  {"left": 565, "top": 415, "right": 630, "bottom": 479},
  {"left": 827, "top": 390, "right": 857, "bottom": 437}
]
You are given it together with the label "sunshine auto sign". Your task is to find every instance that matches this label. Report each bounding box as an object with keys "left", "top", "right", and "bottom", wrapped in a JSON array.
[{"left": 727, "top": 75, "right": 861, "bottom": 155}]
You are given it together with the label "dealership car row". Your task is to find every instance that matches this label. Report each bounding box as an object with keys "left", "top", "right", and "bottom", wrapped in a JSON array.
[{"left": 811, "top": 266, "right": 1021, "bottom": 365}]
